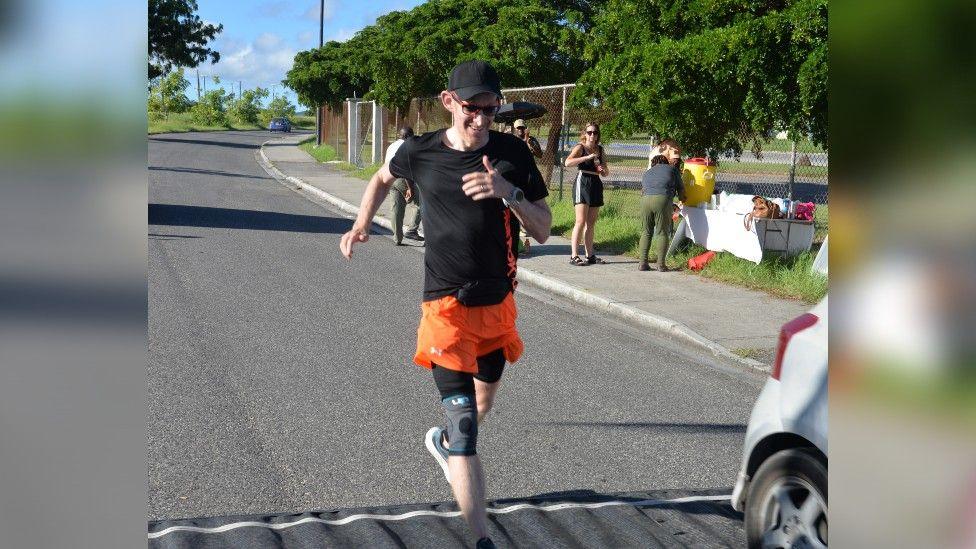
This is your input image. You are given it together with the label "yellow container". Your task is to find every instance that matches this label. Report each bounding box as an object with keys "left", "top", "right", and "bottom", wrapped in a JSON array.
[{"left": 681, "top": 157, "right": 716, "bottom": 207}]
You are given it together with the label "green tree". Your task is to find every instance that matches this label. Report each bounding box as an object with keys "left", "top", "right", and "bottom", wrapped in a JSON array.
[
  {"left": 227, "top": 87, "right": 269, "bottom": 124},
  {"left": 284, "top": 0, "right": 603, "bottom": 114},
  {"left": 149, "top": 0, "right": 223, "bottom": 80},
  {"left": 190, "top": 77, "right": 229, "bottom": 125},
  {"left": 284, "top": 32, "right": 375, "bottom": 111},
  {"left": 574, "top": 0, "right": 827, "bottom": 157},
  {"left": 148, "top": 68, "right": 191, "bottom": 119},
  {"left": 263, "top": 96, "right": 297, "bottom": 123}
]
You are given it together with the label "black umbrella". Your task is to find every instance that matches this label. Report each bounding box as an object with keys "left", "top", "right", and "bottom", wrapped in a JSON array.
[{"left": 494, "top": 101, "right": 548, "bottom": 124}]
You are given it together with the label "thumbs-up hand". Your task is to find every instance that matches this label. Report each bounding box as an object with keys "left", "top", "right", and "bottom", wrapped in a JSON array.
[{"left": 461, "top": 155, "right": 513, "bottom": 201}]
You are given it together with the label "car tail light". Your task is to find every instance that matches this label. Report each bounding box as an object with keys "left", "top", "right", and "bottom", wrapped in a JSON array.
[{"left": 771, "top": 313, "right": 819, "bottom": 379}]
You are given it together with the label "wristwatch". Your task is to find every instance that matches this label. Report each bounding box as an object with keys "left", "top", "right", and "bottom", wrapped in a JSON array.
[{"left": 502, "top": 187, "right": 524, "bottom": 208}]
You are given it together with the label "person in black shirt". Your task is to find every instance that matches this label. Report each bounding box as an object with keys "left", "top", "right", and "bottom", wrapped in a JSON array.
[{"left": 339, "top": 60, "right": 551, "bottom": 549}]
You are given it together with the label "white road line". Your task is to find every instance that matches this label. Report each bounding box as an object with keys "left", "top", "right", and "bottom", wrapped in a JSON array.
[{"left": 149, "top": 494, "right": 731, "bottom": 539}]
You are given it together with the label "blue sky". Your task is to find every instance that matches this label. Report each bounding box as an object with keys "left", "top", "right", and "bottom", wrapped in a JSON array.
[{"left": 191, "top": 0, "right": 427, "bottom": 108}]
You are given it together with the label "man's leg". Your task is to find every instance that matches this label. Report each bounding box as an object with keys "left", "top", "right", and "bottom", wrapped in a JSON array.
[
  {"left": 405, "top": 189, "right": 422, "bottom": 235},
  {"left": 474, "top": 378, "right": 500, "bottom": 424},
  {"left": 449, "top": 455, "right": 488, "bottom": 540},
  {"left": 431, "top": 366, "right": 489, "bottom": 540},
  {"left": 390, "top": 180, "right": 407, "bottom": 244},
  {"left": 473, "top": 348, "right": 505, "bottom": 423}
]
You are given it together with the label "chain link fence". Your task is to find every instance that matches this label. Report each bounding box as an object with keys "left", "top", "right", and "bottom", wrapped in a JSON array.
[{"left": 325, "top": 85, "right": 829, "bottom": 210}]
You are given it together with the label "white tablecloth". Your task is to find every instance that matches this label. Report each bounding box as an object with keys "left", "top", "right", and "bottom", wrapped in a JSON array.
[{"left": 680, "top": 206, "right": 763, "bottom": 264}]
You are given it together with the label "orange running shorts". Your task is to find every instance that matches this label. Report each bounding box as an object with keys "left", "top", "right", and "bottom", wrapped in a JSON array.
[{"left": 414, "top": 292, "right": 523, "bottom": 374}]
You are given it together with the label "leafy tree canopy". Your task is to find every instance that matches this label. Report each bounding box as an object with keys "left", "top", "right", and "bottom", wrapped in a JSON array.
[
  {"left": 284, "top": 0, "right": 604, "bottom": 112},
  {"left": 227, "top": 87, "right": 269, "bottom": 124},
  {"left": 574, "top": 0, "right": 826, "bottom": 156},
  {"left": 190, "top": 86, "right": 230, "bottom": 125},
  {"left": 148, "top": 67, "right": 191, "bottom": 117},
  {"left": 264, "top": 96, "right": 297, "bottom": 121},
  {"left": 149, "top": 0, "right": 223, "bottom": 80}
]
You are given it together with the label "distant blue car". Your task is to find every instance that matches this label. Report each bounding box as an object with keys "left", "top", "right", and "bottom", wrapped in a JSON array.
[{"left": 269, "top": 117, "right": 291, "bottom": 132}]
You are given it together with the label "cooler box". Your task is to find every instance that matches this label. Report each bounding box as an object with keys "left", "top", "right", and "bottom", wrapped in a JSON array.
[{"left": 681, "top": 157, "right": 716, "bottom": 207}]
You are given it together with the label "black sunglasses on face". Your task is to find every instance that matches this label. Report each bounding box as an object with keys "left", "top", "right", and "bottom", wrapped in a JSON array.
[
  {"left": 586, "top": 130, "right": 599, "bottom": 135},
  {"left": 451, "top": 93, "right": 500, "bottom": 116}
]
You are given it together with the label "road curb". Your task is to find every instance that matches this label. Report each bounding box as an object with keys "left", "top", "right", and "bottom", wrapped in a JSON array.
[{"left": 259, "top": 140, "right": 769, "bottom": 374}]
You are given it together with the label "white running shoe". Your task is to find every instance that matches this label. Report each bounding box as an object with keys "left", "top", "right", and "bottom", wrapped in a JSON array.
[{"left": 424, "top": 426, "right": 450, "bottom": 482}]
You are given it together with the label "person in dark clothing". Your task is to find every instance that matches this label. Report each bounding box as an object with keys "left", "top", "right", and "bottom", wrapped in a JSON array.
[
  {"left": 339, "top": 60, "right": 551, "bottom": 549},
  {"left": 637, "top": 142, "right": 685, "bottom": 271}
]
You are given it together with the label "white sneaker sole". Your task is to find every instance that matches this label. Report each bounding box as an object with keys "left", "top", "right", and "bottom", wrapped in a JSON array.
[{"left": 424, "top": 427, "right": 450, "bottom": 483}]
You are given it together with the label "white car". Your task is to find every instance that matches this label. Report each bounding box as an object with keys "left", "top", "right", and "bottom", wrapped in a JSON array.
[{"left": 731, "top": 297, "right": 828, "bottom": 548}]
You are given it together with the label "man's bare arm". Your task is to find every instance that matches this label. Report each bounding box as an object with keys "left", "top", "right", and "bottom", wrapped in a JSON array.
[
  {"left": 339, "top": 164, "right": 397, "bottom": 258},
  {"left": 509, "top": 198, "right": 551, "bottom": 243}
]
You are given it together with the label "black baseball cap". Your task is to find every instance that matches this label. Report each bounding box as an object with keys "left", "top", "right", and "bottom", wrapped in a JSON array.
[{"left": 447, "top": 60, "right": 502, "bottom": 100}]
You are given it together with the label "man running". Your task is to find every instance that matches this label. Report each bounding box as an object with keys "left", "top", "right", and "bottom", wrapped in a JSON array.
[{"left": 339, "top": 60, "right": 552, "bottom": 548}]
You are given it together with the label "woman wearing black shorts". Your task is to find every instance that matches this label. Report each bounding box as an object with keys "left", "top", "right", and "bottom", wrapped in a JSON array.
[{"left": 564, "top": 122, "right": 610, "bottom": 266}]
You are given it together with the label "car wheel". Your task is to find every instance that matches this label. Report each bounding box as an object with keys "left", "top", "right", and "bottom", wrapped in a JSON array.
[{"left": 745, "top": 448, "right": 827, "bottom": 549}]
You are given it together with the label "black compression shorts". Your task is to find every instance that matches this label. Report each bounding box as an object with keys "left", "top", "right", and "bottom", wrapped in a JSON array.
[{"left": 431, "top": 348, "right": 506, "bottom": 398}]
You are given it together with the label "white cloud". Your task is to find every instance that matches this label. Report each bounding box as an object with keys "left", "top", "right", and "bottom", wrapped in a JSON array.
[
  {"left": 303, "top": 0, "right": 335, "bottom": 22},
  {"left": 199, "top": 32, "right": 297, "bottom": 92},
  {"left": 254, "top": 32, "right": 283, "bottom": 51}
]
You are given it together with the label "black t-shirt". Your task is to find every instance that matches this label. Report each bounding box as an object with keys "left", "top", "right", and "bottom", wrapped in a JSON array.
[
  {"left": 574, "top": 144, "right": 604, "bottom": 173},
  {"left": 389, "top": 129, "right": 549, "bottom": 301}
]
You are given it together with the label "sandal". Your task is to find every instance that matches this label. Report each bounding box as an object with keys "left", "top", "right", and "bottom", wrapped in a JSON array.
[
  {"left": 586, "top": 255, "right": 607, "bottom": 265},
  {"left": 569, "top": 255, "right": 588, "bottom": 266}
]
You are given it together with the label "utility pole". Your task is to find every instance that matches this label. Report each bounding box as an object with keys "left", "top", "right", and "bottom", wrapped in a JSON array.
[
  {"left": 239, "top": 81, "right": 242, "bottom": 98},
  {"left": 202, "top": 75, "right": 207, "bottom": 94},
  {"left": 316, "top": 0, "right": 324, "bottom": 146},
  {"left": 196, "top": 69, "right": 201, "bottom": 101}
]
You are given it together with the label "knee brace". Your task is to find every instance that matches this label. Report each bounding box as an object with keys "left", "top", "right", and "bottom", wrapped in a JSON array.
[{"left": 442, "top": 393, "right": 478, "bottom": 456}]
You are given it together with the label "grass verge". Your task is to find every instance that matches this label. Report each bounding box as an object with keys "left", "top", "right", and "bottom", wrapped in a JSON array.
[
  {"left": 298, "top": 139, "right": 381, "bottom": 181},
  {"left": 149, "top": 112, "right": 316, "bottom": 134},
  {"left": 299, "top": 139, "right": 338, "bottom": 163},
  {"left": 547, "top": 190, "right": 828, "bottom": 303},
  {"left": 291, "top": 115, "right": 315, "bottom": 130},
  {"left": 149, "top": 112, "right": 264, "bottom": 134}
]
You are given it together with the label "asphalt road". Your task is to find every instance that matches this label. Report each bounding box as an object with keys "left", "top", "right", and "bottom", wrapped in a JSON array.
[{"left": 148, "top": 130, "right": 765, "bottom": 547}]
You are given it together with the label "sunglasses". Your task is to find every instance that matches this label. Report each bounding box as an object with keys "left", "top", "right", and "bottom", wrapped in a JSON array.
[
  {"left": 451, "top": 93, "right": 500, "bottom": 116},
  {"left": 585, "top": 130, "right": 599, "bottom": 135}
]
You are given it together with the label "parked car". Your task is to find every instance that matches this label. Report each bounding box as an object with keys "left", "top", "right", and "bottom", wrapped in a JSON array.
[
  {"left": 731, "top": 296, "right": 827, "bottom": 548},
  {"left": 268, "top": 117, "right": 291, "bottom": 132}
]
